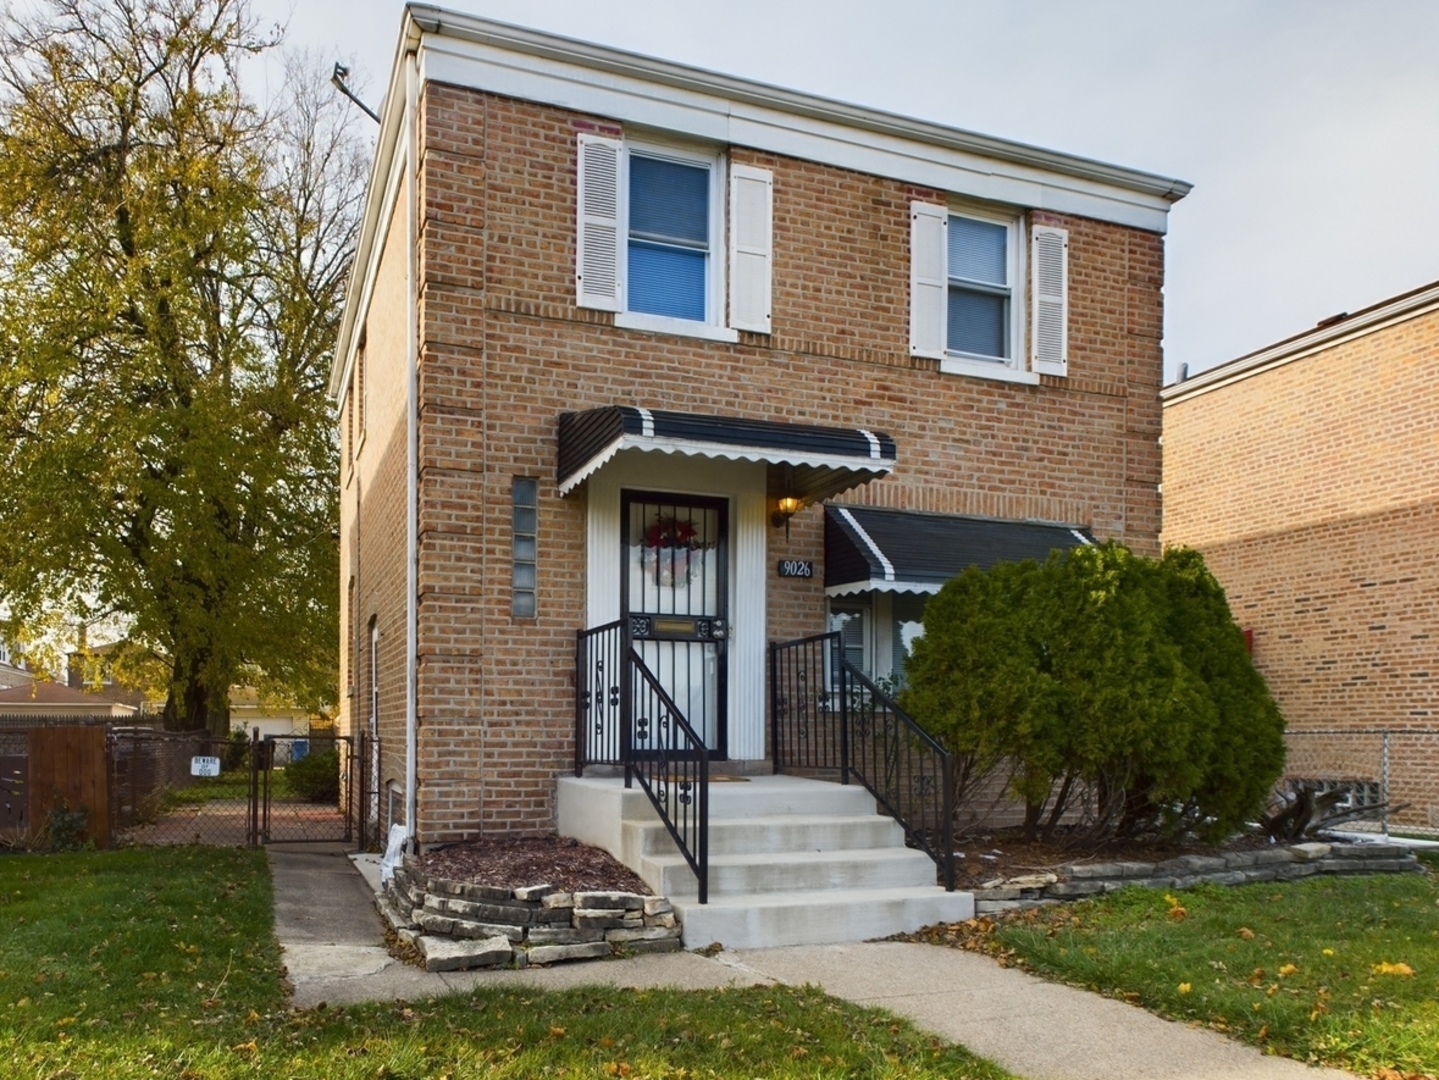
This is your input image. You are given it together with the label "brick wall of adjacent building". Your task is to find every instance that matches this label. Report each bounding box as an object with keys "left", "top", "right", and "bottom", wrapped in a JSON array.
[
  {"left": 1164, "top": 305, "right": 1439, "bottom": 829},
  {"left": 349, "top": 81, "right": 1169, "bottom": 844},
  {"left": 338, "top": 177, "right": 413, "bottom": 835}
]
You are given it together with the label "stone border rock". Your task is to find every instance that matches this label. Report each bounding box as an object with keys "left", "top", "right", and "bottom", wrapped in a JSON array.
[
  {"left": 377, "top": 855, "right": 682, "bottom": 972},
  {"left": 972, "top": 841, "right": 1424, "bottom": 914}
]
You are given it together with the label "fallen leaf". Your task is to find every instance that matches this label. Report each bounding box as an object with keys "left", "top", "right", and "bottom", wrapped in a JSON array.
[
  {"left": 1278, "top": 964, "right": 1297, "bottom": 977},
  {"left": 549, "top": 1026, "right": 566, "bottom": 1038},
  {"left": 230, "top": 1041, "right": 258, "bottom": 1056},
  {"left": 1178, "top": 983, "right": 1192, "bottom": 994},
  {"left": 1246, "top": 968, "right": 1265, "bottom": 986},
  {"left": 1371, "top": 962, "right": 1415, "bottom": 977},
  {"left": 1322, "top": 948, "right": 1334, "bottom": 956},
  {"left": 598, "top": 1036, "right": 615, "bottom": 1048},
  {"left": 1167, "top": 905, "right": 1188, "bottom": 922},
  {"left": 1237, "top": 927, "right": 1255, "bottom": 940}
]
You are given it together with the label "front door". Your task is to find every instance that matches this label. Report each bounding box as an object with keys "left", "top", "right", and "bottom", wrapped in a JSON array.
[{"left": 621, "top": 491, "right": 728, "bottom": 758}]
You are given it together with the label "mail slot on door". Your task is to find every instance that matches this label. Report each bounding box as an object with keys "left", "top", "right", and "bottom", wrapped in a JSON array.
[{"left": 631, "top": 616, "right": 719, "bottom": 641}]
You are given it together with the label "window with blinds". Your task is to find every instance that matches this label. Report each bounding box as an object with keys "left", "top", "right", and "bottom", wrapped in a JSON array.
[
  {"left": 576, "top": 134, "right": 772, "bottom": 337},
  {"left": 947, "top": 214, "right": 1011, "bottom": 360},
  {"left": 627, "top": 154, "right": 710, "bottom": 321}
]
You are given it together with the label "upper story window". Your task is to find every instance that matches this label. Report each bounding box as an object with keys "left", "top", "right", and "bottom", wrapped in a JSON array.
[
  {"left": 947, "top": 214, "right": 1013, "bottom": 360},
  {"left": 911, "top": 200, "right": 1069, "bottom": 382},
  {"left": 576, "top": 133, "right": 772, "bottom": 340},
  {"left": 627, "top": 152, "right": 711, "bottom": 322}
]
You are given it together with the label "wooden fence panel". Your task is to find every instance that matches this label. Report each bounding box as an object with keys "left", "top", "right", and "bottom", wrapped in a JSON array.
[{"left": 27, "top": 726, "right": 110, "bottom": 847}]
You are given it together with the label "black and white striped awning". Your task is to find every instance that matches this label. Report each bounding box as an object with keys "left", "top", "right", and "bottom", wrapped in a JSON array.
[
  {"left": 825, "top": 505, "right": 1092, "bottom": 596},
  {"left": 558, "top": 406, "right": 896, "bottom": 500}
]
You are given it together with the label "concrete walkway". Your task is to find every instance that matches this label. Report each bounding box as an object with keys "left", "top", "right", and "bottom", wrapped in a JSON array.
[{"left": 269, "top": 845, "right": 1355, "bottom": 1080}]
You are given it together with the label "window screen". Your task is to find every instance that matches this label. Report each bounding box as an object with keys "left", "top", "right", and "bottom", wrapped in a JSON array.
[
  {"left": 947, "top": 215, "right": 1010, "bottom": 359},
  {"left": 512, "top": 478, "right": 538, "bottom": 618},
  {"left": 628, "top": 154, "right": 709, "bottom": 321}
]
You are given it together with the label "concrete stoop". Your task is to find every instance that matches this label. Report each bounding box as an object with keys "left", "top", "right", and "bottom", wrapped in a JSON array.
[{"left": 557, "top": 773, "right": 973, "bottom": 949}]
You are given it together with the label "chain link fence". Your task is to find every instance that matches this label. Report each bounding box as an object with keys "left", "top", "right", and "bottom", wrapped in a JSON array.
[
  {"left": 1282, "top": 728, "right": 1439, "bottom": 838},
  {"left": 110, "top": 728, "right": 250, "bottom": 846}
]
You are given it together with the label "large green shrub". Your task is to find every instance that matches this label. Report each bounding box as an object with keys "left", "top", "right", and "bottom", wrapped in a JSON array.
[
  {"left": 285, "top": 747, "right": 340, "bottom": 803},
  {"left": 901, "top": 542, "right": 1284, "bottom": 843}
]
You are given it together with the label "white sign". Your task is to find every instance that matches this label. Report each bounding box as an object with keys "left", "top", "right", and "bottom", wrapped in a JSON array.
[{"left": 190, "top": 755, "right": 222, "bottom": 778}]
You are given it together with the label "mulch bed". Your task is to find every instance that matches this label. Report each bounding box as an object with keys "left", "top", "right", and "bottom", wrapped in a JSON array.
[{"left": 418, "top": 833, "right": 651, "bottom": 896}]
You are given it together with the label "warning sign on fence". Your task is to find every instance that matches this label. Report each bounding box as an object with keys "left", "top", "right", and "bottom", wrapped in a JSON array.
[{"left": 190, "top": 756, "right": 221, "bottom": 778}]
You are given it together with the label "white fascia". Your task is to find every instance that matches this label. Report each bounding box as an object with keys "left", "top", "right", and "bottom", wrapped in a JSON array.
[
  {"left": 329, "top": 15, "right": 422, "bottom": 401},
  {"left": 408, "top": 6, "right": 1188, "bottom": 231}
]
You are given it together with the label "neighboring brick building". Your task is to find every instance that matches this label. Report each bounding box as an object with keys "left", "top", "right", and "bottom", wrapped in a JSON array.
[
  {"left": 331, "top": 4, "right": 1189, "bottom": 854},
  {"left": 1163, "top": 280, "right": 1439, "bottom": 832}
]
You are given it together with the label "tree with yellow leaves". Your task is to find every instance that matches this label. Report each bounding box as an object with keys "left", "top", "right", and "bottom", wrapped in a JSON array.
[{"left": 0, "top": 1, "right": 366, "bottom": 732}]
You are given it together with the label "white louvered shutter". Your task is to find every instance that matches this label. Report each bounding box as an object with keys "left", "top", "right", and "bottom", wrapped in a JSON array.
[
  {"left": 1031, "top": 225, "right": 1069, "bottom": 376},
  {"left": 729, "top": 164, "right": 773, "bottom": 333},
  {"left": 575, "top": 134, "right": 623, "bottom": 311},
  {"left": 909, "top": 202, "right": 947, "bottom": 358}
]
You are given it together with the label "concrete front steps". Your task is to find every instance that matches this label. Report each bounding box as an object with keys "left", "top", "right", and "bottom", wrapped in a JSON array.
[{"left": 557, "top": 773, "right": 973, "bottom": 950}]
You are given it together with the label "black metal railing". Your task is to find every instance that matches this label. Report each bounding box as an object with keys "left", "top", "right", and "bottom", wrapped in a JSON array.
[
  {"left": 576, "top": 620, "right": 624, "bottom": 772},
  {"left": 574, "top": 622, "right": 709, "bottom": 902},
  {"left": 769, "top": 631, "right": 847, "bottom": 777},
  {"left": 625, "top": 647, "right": 709, "bottom": 904},
  {"left": 770, "top": 632, "right": 955, "bottom": 891}
]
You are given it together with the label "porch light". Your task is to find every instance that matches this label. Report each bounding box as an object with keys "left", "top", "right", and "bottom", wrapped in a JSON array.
[{"left": 771, "top": 496, "right": 803, "bottom": 532}]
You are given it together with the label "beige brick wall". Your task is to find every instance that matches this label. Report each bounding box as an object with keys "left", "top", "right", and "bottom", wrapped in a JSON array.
[
  {"left": 1164, "top": 306, "right": 1439, "bottom": 828},
  {"left": 338, "top": 176, "right": 413, "bottom": 834},
  {"left": 348, "top": 82, "right": 1169, "bottom": 844}
]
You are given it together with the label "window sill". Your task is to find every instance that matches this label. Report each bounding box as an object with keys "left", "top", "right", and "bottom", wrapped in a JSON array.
[
  {"left": 615, "top": 311, "right": 740, "bottom": 344},
  {"left": 939, "top": 355, "right": 1040, "bottom": 386}
]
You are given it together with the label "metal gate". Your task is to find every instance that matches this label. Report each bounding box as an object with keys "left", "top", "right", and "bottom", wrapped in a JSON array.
[{"left": 248, "top": 731, "right": 374, "bottom": 848}]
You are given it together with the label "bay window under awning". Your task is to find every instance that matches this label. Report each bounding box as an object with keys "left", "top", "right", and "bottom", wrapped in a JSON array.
[
  {"left": 557, "top": 406, "right": 897, "bottom": 501},
  {"left": 825, "top": 505, "right": 1092, "bottom": 596}
]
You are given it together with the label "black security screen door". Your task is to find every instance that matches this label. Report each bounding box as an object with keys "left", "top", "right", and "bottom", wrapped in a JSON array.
[{"left": 621, "top": 491, "right": 728, "bottom": 757}]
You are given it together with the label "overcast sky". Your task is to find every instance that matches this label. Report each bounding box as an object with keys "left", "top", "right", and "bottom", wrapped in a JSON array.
[{"left": 254, "top": 0, "right": 1439, "bottom": 381}]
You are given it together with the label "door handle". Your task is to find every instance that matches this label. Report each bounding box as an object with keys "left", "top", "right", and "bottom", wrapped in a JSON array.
[{"left": 710, "top": 621, "right": 727, "bottom": 640}]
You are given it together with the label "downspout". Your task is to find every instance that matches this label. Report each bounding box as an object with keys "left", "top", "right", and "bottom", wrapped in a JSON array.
[{"left": 404, "top": 46, "right": 420, "bottom": 850}]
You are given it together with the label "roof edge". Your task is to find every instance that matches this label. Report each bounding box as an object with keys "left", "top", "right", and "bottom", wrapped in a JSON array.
[
  {"left": 406, "top": 4, "right": 1191, "bottom": 204},
  {"left": 1163, "top": 278, "right": 1439, "bottom": 405}
]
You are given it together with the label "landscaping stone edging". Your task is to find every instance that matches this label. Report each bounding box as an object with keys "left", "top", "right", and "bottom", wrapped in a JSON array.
[
  {"left": 971, "top": 841, "right": 1425, "bottom": 915},
  {"left": 377, "top": 855, "right": 682, "bottom": 972}
]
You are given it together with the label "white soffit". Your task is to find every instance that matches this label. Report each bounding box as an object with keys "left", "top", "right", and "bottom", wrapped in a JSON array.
[{"left": 409, "top": 6, "right": 1187, "bottom": 234}]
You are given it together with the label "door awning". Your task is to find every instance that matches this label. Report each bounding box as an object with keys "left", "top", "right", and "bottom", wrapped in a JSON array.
[
  {"left": 558, "top": 406, "right": 897, "bottom": 499},
  {"left": 825, "top": 505, "right": 1092, "bottom": 596}
]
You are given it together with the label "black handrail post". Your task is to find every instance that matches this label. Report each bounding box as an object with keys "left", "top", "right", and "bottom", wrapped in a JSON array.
[
  {"left": 697, "top": 745, "right": 709, "bottom": 904},
  {"left": 574, "top": 630, "right": 586, "bottom": 777},
  {"left": 837, "top": 642, "right": 851, "bottom": 785},
  {"left": 768, "top": 641, "right": 780, "bottom": 773},
  {"left": 620, "top": 621, "right": 634, "bottom": 790},
  {"left": 942, "top": 749, "right": 956, "bottom": 891}
]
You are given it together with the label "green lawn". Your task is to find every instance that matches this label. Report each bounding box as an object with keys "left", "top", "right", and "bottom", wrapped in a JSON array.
[
  {"left": 0, "top": 848, "right": 1014, "bottom": 1080},
  {"left": 164, "top": 771, "right": 261, "bottom": 805},
  {"left": 971, "top": 854, "right": 1439, "bottom": 1076}
]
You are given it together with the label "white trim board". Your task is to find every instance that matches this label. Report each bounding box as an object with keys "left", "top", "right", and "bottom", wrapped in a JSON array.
[{"left": 419, "top": 38, "right": 1179, "bottom": 234}]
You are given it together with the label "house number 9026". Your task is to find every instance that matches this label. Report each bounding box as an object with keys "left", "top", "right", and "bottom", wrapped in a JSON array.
[{"left": 777, "top": 560, "right": 814, "bottom": 578}]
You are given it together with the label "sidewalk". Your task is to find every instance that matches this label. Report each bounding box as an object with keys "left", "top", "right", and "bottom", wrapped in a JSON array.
[{"left": 269, "top": 846, "right": 1355, "bottom": 1080}]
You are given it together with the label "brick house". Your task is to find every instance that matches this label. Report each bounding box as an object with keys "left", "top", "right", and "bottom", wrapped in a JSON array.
[
  {"left": 331, "top": 5, "right": 1189, "bottom": 944},
  {"left": 1163, "top": 281, "right": 1439, "bottom": 834}
]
